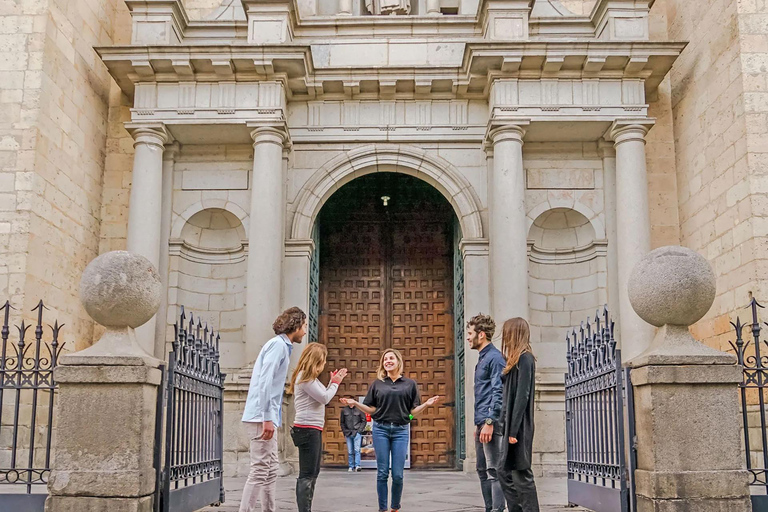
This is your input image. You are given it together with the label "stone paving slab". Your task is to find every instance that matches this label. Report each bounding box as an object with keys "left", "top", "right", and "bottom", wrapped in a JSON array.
[{"left": 204, "top": 470, "right": 589, "bottom": 512}]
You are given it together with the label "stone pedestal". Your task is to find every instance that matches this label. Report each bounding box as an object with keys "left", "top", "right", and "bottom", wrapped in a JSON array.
[
  {"left": 46, "top": 251, "right": 163, "bottom": 512},
  {"left": 47, "top": 360, "right": 162, "bottom": 512},
  {"left": 631, "top": 363, "right": 751, "bottom": 512},
  {"left": 627, "top": 246, "right": 752, "bottom": 512}
]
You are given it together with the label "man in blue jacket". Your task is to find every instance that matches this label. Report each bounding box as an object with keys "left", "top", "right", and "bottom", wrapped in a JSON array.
[
  {"left": 469, "top": 313, "right": 506, "bottom": 512},
  {"left": 239, "top": 307, "right": 307, "bottom": 512}
]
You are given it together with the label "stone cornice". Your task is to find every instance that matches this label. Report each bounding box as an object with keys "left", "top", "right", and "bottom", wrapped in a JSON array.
[{"left": 97, "top": 41, "right": 686, "bottom": 102}]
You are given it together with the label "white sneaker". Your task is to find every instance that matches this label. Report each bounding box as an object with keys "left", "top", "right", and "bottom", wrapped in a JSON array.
[
  {"left": 355, "top": 467, "right": 362, "bottom": 472},
  {"left": 348, "top": 467, "right": 354, "bottom": 472}
]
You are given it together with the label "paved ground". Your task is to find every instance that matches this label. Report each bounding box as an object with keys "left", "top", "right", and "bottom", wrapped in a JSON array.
[{"left": 205, "top": 470, "right": 586, "bottom": 512}]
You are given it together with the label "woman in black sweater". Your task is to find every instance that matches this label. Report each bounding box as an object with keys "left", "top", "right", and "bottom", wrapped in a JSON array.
[{"left": 498, "top": 317, "right": 540, "bottom": 512}]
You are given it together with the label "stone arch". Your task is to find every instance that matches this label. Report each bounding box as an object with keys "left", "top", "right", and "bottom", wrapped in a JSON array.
[
  {"left": 526, "top": 196, "right": 605, "bottom": 240},
  {"left": 171, "top": 200, "right": 249, "bottom": 240},
  {"left": 290, "top": 144, "right": 485, "bottom": 241}
]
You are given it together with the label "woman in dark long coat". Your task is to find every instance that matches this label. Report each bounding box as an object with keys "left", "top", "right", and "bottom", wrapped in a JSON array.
[{"left": 498, "top": 317, "right": 540, "bottom": 512}]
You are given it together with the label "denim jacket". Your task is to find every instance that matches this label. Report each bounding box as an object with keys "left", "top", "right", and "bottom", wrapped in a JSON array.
[{"left": 473, "top": 343, "right": 505, "bottom": 426}]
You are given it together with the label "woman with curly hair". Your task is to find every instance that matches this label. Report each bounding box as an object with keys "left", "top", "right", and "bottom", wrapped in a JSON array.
[{"left": 289, "top": 343, "right": 348, "bottom": 512}]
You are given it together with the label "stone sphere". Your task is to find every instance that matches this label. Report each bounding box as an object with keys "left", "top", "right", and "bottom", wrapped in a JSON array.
[
  {"left": 80, "top": 251, "right": 161, "bottom": 328},
  {"left": 628, "top": 246, "right": 716, "bottom": 327}
]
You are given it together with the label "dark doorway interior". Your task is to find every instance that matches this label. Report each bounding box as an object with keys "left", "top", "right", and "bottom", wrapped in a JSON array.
[{"left": 317, "top": 173, "right": 457, "bottom": 468}]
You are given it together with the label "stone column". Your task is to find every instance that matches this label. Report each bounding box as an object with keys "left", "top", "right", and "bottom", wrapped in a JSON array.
[
  {"left": 47, "top": 251, "right": 163, "bottom": 512},
  {"left": 460, "top": 238, "right": 490, "bottom": 472},
  {"left": 627, "top": 246, "right": 751, "bottom": 511},
  {"left": 599, "top": 140, "right": 620, "bottom": 322},
  {"left": 245, "top": 126, "right": 286, "bottom": 363},
  {"left": 488, "top": 122, "right": 529, "bottom": 323},
  {"left": 126, "top": 123, "right": 169, "bottom": 356},
  {"left": 153, "top": 142, "right": 179, "bottom": 359},
  {"left": 610, "top": 119, "right": 655, "bottom": 361}
]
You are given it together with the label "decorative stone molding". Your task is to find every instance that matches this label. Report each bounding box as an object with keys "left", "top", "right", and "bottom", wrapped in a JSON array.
[
  {"left": 169, "top": 239, "right": 248, "bottom": 264},
  {"left": 290, "top": 144, "right": 484, "bottom": 240},
  {"left": 527, "top": 239, "right": 608, "bottom": 264},
  {"left": 459, "top": 238, "right": 489, "bottom": 258},
  {"left": 285, "top": 239, "right": 315, "bottom": 259},
  {"left": 171, "top": 201, "right": 250, "bottom": 239}
]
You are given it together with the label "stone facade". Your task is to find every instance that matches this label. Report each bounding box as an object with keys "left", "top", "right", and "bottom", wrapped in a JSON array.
[{"left": 2, "top": 0, "right": 761, "bottom": 480}]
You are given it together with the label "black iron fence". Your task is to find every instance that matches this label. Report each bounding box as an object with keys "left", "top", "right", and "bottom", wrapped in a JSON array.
[
  {"left": 565, "top": 306, "right": 636, "bottom": 512},
  {"left": 156, "top": 306, "right": 226, "bottom": 512},
  {"left": 731, "top": 298, "right": 768, "bottom": 511},
  {"left": 0, "top": 300, "right": 64, "bottom": 512}
]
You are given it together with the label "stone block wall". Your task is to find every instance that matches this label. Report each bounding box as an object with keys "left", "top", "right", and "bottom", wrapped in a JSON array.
[
  {"left": 664, "top": 0, "right": 765, "bottom": 353},
  {"left": 0, "top": 0, "right": 124, "bottom": 350}
]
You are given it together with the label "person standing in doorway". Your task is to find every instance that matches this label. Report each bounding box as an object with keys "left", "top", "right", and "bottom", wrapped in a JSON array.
[
  {"left": 468, "top": 313, "right": 506, "bottom": 512},
  {"left": 341, "top": 395, "right": 367, "bottom": 472},
  {"left": 498, "top": 317, "right": 540, "bottom": 512},
  {"left": 289, "top": 342, "right": 348, "bottom": 512},
  {"left": 340, "top": 348, "right": 442, "bottom": 512},
  {"left": 239, "top": 307, "right": 307, "bottom": 512}
]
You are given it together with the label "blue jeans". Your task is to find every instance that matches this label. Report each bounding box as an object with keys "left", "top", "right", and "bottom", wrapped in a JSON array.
[
  {"left": 346, "top": 432, "right": 362, "bottom": 469},
  {"left": 372, "top": 422, "right": 409, "bottom": 512}
]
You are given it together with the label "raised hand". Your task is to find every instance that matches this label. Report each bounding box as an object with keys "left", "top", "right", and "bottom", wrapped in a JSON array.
[
  {"left": 425, "top": 395, "right": 442, "bottom": 406},
  {"left": 331, "top": 368, "right": 348, "bottom": 384}
]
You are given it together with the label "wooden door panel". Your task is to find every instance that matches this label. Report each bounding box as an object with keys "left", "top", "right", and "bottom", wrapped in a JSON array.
[
  {"left": 391, "top": 220, "right": 455, "bottom": 468},
  {"left": 320, "top": 222, "right": 386, "bottom": 466}
]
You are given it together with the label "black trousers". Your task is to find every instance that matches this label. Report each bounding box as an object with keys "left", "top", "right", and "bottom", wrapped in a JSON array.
[
  {"left": 498, "top": 467, "right": 540, "bottom": 512},
  {"left": 291, "top": 427, "right": 323, "bottom": 512}
]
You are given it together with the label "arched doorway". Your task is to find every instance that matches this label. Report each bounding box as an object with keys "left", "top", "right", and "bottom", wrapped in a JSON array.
[{"left": 316, "top": 172, "right": 458, "bottom": 469}]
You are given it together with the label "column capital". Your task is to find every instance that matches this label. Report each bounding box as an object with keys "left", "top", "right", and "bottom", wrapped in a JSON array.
[
  {"left": 598, "top": 138, "right": 616, "bottom": 158},
  {"left": 486, "top": 120, "right": 529, "bottom": 146},
  {"left": 125, "top": 122, "right": 170, "bottom": 148},
  {"left": 248, "top": 124, "right": 289, "bottom": 147},
  {"left": 607, "top": 118, "right": 655, "bottom": 146}
]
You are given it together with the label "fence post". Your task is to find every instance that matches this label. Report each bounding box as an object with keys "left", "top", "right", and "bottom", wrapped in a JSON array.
[
  {"left": 626, "top": 246, "right": 751, "bottom": 511},
  {"left": 45, "top": 251, "right": 163, "bottom": 512}
]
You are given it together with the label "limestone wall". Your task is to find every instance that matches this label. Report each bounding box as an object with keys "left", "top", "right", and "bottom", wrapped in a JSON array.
[
  {"left": 663, "top": 0, "right": 762, "bottom": 351},
  {"left": 0, "top": 0, "right": 126, "bottom": 350}
]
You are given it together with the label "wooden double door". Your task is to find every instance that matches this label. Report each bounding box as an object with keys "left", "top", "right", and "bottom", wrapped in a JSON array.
[{"left": 317, "top": 174, "right": 456, "bottom": 468}]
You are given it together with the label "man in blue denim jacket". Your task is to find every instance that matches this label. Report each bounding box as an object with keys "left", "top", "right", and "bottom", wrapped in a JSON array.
[{"left": 469, "top": 313, "right": 506, "bottom": 512}]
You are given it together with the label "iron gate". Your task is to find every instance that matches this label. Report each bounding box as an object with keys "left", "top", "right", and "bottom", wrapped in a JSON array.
[
  {"left": 731, "top": 298, "right": 768, "bottom": 511},
  {"left": 156, "top": 306, "right": 226, "bottom": 512},
  {"left": 565, "top": 306, "right": 636, "bottom": 512},
  {"left": 0, "top": 300, "right": 64, "bottom": 512}
]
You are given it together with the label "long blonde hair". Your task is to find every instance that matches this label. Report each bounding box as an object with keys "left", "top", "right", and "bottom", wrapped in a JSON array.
[
  {"left": 501, "top": 317, "right": 535, "bottom": 375},
  {"left": 377, "top": 348, "right": 404, "bottom": 380},
  {"left": 288, "top": 343, "right": 328, "bottom": 394}
]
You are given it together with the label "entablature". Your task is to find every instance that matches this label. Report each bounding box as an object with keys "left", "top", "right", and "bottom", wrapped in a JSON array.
[{"left": 97, "top": 40, "right": 685, "bottom": 103}]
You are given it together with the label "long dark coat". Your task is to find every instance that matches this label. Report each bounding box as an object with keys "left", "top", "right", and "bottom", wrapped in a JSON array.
[{"left": 499, "top": 351, "right": 536, "bottom": 471}]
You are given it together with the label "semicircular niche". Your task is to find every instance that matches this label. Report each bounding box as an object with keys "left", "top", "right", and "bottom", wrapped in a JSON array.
[
  {"left": 527, "top": 207, "right": 607, "bottom": 370},
  {"left": 168, "top": 208, "right": 247, "bottom": 370}
]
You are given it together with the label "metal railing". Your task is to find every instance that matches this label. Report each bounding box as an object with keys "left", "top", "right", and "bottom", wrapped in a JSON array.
[
  {"left": 157, "top": 306, "right": 226, "bottom": 512},
  {"left": 565, "top": 306, "right": 636, "bottom": 512},
  {"left": 731, "top": 298, "right": 768, "bottom": 511},
  {"left": 0, "top": 300, "right": 64, "bottom": 512}
]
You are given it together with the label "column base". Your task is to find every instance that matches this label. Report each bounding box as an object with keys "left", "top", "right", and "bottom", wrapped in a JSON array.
[{"left": 46, "top": 496, "right": 154, "bottom": 512}]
